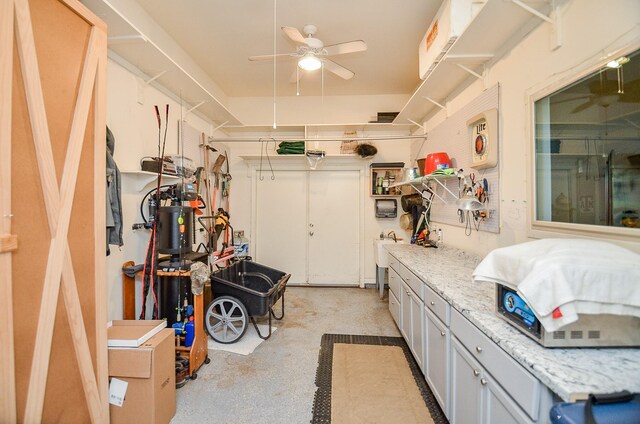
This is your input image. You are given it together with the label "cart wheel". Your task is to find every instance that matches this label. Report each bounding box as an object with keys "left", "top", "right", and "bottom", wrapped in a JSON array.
[
  {"left": 204, "top": 356, "right": 211, "bottom": 364},
  {"left": 205, "top": 295, "right": 248, "bottom": 344}
]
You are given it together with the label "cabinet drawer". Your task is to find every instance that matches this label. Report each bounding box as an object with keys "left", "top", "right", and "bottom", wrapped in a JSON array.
[
  {"left": 388, "top": 256, "right": 399, "bottom": 273},
  {"left": 388, "top": 267, "right": 401, "bottom": 299},
  {"left": 389, "top": 290, "right": 401, "bottom": 328},
  {"left": 424, "top": 284, "right": 450, "bottom": 325},
  {"left": 451, "top": 309, "right": 541, "bottom": 420},
  {"left": 405, "top": 270, "right": 425, "bottom": 301}
]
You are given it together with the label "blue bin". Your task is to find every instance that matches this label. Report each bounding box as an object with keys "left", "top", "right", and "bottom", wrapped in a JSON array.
[{"left": 550, "top": 393, "right": 640, "bottom": 424}]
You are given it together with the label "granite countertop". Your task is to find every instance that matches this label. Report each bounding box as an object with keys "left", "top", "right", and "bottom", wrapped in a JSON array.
[{"left": 385, "top": 243, "right": 640, "bottom": 402}]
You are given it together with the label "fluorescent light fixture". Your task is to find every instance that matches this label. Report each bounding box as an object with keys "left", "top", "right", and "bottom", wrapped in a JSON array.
[
  {"left": 298, "top": 54, "right": 322, "bottom": 71},
  {"left": 606, "top": 56, "right": 630, "bottom": 68}
]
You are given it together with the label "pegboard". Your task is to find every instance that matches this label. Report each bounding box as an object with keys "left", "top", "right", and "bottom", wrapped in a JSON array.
[{"left": 422, "top": 84, "right": 500, "bottom": 234}]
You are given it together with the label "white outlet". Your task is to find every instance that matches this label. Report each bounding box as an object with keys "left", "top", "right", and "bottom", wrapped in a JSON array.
[{"left": 437, "top": 228, "right": 443, "bottom": 243}]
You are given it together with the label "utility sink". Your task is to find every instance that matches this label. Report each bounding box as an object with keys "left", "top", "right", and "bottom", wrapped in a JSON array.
[{"left": 373, "top": 238, "right": 406, "bottom": 268}]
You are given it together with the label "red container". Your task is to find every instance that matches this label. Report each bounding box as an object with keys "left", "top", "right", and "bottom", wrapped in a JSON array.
[{"left": 424, "top": 152, "right": 452, "bottom": 175}]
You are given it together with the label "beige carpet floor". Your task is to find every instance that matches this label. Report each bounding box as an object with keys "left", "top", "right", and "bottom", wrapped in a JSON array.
[{"left": 331, "top": 343, "right": 434, "bottom": 424}]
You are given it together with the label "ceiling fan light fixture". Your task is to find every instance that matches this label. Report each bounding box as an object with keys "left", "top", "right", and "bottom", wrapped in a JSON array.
[
  {"left": 298, "top": 54, "right": 322, "bottom": 71},
  {"left": 606, "top": 56, "right": 630, "bottom": 69}
]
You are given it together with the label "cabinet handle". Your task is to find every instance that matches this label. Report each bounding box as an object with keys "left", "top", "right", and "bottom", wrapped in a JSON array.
[
  {"left": 430, "top": 301, "right": 435, "bottom": 306},
  {"left": 480, "top": 378, "right": 488, "bottom": 386},
  {"left": 476, "top": 346, "right": 483, "bottom": 353},
  {"left": 473, "top": 369, "right": 480, "bottom": 377},
  {"left": 440, "top": 331, "right": 445, "bottom": 337},
  {"left": 309, "top": 231, "right": 314, "bottom": 236}
]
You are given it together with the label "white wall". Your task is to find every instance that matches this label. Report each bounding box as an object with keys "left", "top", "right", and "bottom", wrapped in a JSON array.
[
  {"left": 105, "top": 59, "right": 213, "bottom": 320},
  {"left": 414, "top": 0, "right": 640, "bottom": 256}
]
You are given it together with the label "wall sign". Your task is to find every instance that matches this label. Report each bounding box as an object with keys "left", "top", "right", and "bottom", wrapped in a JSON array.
[{"left": 467, "top": 108, "right": 498, "bottom": 169}]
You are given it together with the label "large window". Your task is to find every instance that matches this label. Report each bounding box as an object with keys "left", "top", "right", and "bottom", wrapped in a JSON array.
[{"left": 532, "top": 48, "right": 640, "bottom": 237}]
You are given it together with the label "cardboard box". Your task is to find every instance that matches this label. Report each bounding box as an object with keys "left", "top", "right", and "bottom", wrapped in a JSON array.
[
  {"left": 108, "top": 327, "right": 176, "bottom": 424},
  {"left": 108, "top": 320, "right": 166, "bottom": 347}
]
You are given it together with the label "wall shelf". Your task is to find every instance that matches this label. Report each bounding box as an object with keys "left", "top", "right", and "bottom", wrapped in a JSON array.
[
  {"left": 390, "top": 174, "right": 460, "bottom": 204},
  {"left": 81, "top": 0, "right": 242, "bottom": 126},
  {"left": 121, "top": 170, "right": 183, "bottom": 192},
  {"left": 222, "top": 122, "right": 414, "bottom": 139},
  {"left": 394, "top": 0, "right": 551, "bottom": 125}
]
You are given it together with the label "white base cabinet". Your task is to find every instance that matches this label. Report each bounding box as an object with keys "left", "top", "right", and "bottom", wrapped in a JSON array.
[
  {"left": 425, "top": 307, "right": 450, "bottom": 417},
  {"left": 451, "top": 337, "right": 534, "bottom": 424},
  {"left": 387, "top": 252, "right": 550, "bottom": 424},
  {"left": 389, "top": 263, "right": 424, "bottom": 372}
]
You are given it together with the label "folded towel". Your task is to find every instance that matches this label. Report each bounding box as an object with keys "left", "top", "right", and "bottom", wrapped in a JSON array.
[{"left": 473, "top": 238, "right": 640, "bottom": 331}]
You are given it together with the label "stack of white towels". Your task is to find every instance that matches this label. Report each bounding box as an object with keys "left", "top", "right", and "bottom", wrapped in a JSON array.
[{"left": 472, "top": 238, "right": 640, "bottom": 332}]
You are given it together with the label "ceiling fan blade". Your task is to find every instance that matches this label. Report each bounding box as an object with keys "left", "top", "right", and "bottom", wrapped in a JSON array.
[
  {"left": 571, "top": 100, "right": 595, "bottom": 114},
  {"left": 282, "top": 26, "right": 306, "bottom": 44},
  {"left": 551, "top": 95, "right": 591, "bottom": 105},
  {"left": 323, "top": 59, "right": 354, "bottom": 80},
  {"left": 324, "top": 40, "right": 367, "bottom": 56},
  {"left": 249, "top": 53, "right": 294, "bottom": 61}
]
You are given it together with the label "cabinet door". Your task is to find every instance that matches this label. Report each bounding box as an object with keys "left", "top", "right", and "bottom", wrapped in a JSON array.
[
  {"left": 308, "top": 170, "right": 360, "bottom": 285},
  {"left": 425, "top": 308, "right": 450, "bottom": 417},
  {"left": 400, "top": 282, "right": 411, "bottom": 342},
  {"left": 484, "top": 374, "right": 534, "bottom": 424},
  {"left": 451, "top": 337, "right": 483, "bottom": 424},
  {"left": 256, "top": 170, "right": 308, "bottom": 284},
  {"left": 410, "top": 292, "right": 424, "bottom": 371},
  {"left": 389, "top": 290, "right": 401, "bottom": 329}
]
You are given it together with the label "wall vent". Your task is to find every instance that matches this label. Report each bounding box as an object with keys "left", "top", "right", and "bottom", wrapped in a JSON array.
[
  {"left": 588, "top": 330, "right": 601, "bottom": 339},
  {"left": 570, "top": 330, "right": 584, "bottom": 339}
]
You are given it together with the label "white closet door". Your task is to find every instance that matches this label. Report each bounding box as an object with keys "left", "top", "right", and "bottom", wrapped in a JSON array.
[
  {"left": 308, "top": 170, "right": 360, "bottom": 285},
  {"left": 255, "top": 170, "right": 308, "bottom": 284}
]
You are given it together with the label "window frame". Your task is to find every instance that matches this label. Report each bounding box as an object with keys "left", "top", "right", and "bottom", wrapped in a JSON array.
[{"left": 526, "top": 43, "right": 640, "bottom": 244}]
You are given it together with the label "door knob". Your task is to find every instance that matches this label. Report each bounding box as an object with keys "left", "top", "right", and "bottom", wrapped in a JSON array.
[
  {"left": 480, "top": 378, "right": 488, "bottom": 386},
  {"left": 309, "top": 223, "right": 314, "bottom": 228},
  {"left": 309, "top": 231, "right": 314, "bottom": 236},
  {"left": 476, "top": 346, "right": 483, "bottom": 353},
  {"left": 473, "top": 369, "right": 480, "bottom": 377}
]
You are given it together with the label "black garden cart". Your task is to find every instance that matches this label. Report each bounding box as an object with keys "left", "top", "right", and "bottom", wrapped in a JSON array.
[{"left": 204, "top": 258, "right": 290, "bottom": 343}]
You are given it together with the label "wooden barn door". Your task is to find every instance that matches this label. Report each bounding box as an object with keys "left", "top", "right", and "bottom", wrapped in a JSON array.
[{"left": 1, "top": 0, "right": 108, "bottom": 422}]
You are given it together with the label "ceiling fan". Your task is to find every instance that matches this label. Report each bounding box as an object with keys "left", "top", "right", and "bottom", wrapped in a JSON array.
[
  {"left": 248, "top": 24, "right": 367, "bottom": 81},
  {"left": 563, "top": 68, "right": 640, "bottom": 114}
]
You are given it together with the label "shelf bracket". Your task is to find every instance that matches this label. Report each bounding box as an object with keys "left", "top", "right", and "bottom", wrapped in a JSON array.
[
  {"left": 625, "top": 119, "right": 640, "bottom": 130},
  {"left": 143, "top": 70, "right": 167, "bottom": 86},
  {"left": 213, "top": 121, "right": 229, "bottom": 133},
  {"left": 426, "top": 178, "right": 459, "bottom": 202},
  {"left": 420, "top": 182, "right": 448, "bottom": 204},
  {"left": 185, "top": 101, "right": 206, "bottom": 116},
  {"left": 108, "top": 34, "right": 147, "bottom": 45},
  {"left": 456, "top": 63, "right": 484, "bottom": 80},
  {"left": 511, "top": 0, "right": 562, "bottom": 50},
  {"left": 406, "top": 119, "right": 426, "bottom": 132},
  {"left": 423, "top": 97, "right": 447, "bottom": 111}
]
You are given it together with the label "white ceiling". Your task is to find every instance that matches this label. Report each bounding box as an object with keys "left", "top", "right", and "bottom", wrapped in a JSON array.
[{"left": 133, "top": 0, "right": 441, "bottom": 98}]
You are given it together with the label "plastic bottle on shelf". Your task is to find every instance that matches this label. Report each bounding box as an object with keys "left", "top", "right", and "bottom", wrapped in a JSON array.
[
  {"left": 184, "top": 317, "right": 195, "bottom": 347},
  {"left": 382, "top": 171, "right": 390, "bottom": 194}
]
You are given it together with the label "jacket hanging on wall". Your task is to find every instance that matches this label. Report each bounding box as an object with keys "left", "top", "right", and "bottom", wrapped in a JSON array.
[{"left": 106, "top": 126, "right": 123, "bottom": 255}]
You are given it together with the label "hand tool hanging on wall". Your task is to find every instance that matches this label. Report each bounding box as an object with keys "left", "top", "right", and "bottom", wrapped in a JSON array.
[{"left": 140, "top": 104, "right": 169, "bottom": 320}]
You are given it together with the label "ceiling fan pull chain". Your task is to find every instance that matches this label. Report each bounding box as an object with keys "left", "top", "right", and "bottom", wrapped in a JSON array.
[
  {"left": 272, "top": 0, "right": 277, "bottom": 129},
  {"left": 617, "top": 66, "right": 624, "bottom": 94}
]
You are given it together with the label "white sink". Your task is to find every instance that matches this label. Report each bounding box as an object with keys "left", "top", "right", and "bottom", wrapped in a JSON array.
[{"left": 374, "top": 238, "right": 406, "bottom": 267}]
